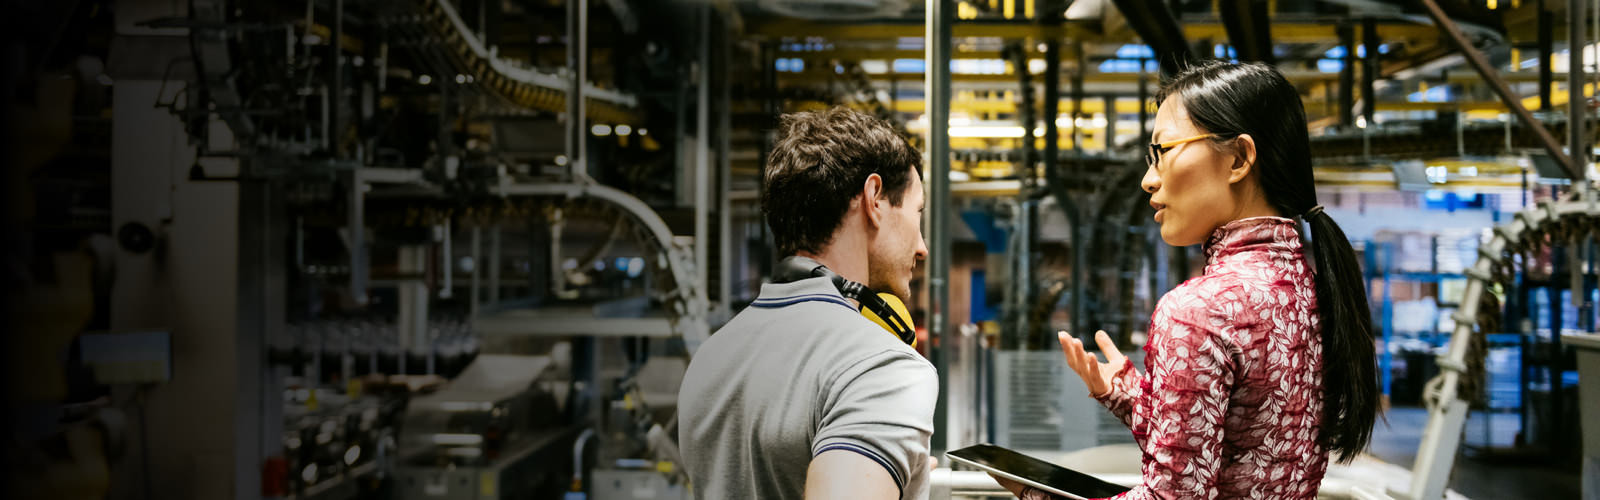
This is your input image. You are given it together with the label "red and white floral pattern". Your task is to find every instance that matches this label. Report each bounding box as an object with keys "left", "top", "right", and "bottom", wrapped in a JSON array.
[{"left": 1095, "top": 217, "right": 1328, "bottom": 500}]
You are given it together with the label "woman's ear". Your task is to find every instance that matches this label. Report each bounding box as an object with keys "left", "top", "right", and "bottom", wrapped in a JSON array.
[{"left": 1228, "top": 133, "right": 1258, "bottom": 184}]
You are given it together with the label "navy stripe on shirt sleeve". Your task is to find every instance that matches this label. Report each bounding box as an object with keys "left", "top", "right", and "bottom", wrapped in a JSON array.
[{"left": 813, "top": 442, "right": 905, "bottom": 494}]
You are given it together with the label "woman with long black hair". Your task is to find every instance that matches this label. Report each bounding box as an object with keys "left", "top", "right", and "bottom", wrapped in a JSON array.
[{"left": 1000, "top": 60, "right": 1380, "bottom": 499}]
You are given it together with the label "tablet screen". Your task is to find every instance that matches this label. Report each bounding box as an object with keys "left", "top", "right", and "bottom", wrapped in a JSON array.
[{"left": 946, "top": 444, "right": 1130, "bottom": 499}]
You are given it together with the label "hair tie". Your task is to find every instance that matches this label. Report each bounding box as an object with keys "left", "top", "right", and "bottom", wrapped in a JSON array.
[{"left": 1303, "top": 205, "right": 1325, "bottom": 219}]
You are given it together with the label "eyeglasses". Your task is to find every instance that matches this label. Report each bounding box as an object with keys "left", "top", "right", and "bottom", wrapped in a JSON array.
[{"left": 1146, "top": 133, "right": 1222, "bottom": 169}]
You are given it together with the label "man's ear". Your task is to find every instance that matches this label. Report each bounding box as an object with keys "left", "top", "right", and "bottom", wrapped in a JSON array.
[
  {"left": 861, "top": 173, "right": 885, "bottom": 228},
  {"left": 1228, "top": 133, "right": 1257, "bottom": 184}
]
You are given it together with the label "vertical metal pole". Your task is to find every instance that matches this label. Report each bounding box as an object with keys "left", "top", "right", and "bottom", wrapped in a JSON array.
[
  {"left": 397, "top": 246, "right": 429, "bottom": 373},
  {"left": 718, "top": 11, "right": 733, "bottom": 311},
  {"left": 926, "top": 0, "right": 953, "bottom": 454},
  {"left": 440, "top": 221, "right": 453, "bottom": 299},
  {"left": 470, "top": 225, "right": 481, "bottom": 317},
  {"left": 567, "top": 0, "right": 588, "bottom": 178},
  {"left": 695, "top": 4, "right": 712, "bottom": 302},
  {"left": 1011, "top": 43, "right": 1036, "bottom": 350},
  {"left": 1138, "top": 66, "right": 1150, "bottom": 140},
  {"left": 488, "top": 226, "right": 501, "bottom": 305},
  {"left": 1071, "top": 44, "right": 1090, "bottom": 341},
  {"left": 1017, "top": 46, "right": 1036, "bottom": 190},
  {"left": 1104, "top": 95, "right": 1117, "bottom": 152},
  {"left": 1362, "top": 18, "right": 1378, "bottom": 128},
  {"left": 758, "top": 42, "right": 777, "bottom": 278},
  {"left": 349, "top": 174, "right": 367, "bottom": 305},
  {"left": 1540, "top": 0, "right": 1554, "bottom": 112},
  {"left": 331, "top": 0, "right": 344, "bottom": 158},
  {"left": 1339, "top": 22, "right": 1356, "bottom": 129},
  {"left": 1043, "top": 41, "right": 1060, "bottom": 194},
  {"left": 438, "top": 81, "right": 453, "bottom": 158},
  {"left": 1073, "top": 44, "right": 1085, "bottom": 168},
  {"left": 1571, "top": 0, "right": 1589, "bottom": 183},
  {"left": 1363, "top": 18, "right": 1378, "bottom": 158},
  {"left": 1043, "top": 40, "right": 1064, "bottom": 347}
]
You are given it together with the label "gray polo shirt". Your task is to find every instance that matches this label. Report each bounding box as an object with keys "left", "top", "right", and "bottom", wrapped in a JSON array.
[{"left": 678, "top": 277, "right": 938, "bottom": 500}]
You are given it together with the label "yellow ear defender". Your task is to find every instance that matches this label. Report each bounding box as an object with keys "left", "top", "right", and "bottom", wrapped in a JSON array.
[
  {"left": 859, "top": 292, "right": 917, "bottom": 348},
  {"left": 774, "top": 257, "right": 919, "bottom": 347}
]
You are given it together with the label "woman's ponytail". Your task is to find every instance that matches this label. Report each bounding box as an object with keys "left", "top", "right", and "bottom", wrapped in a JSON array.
[{"left": 1304, "top": 209, "right": 1380, "bottom": 463}]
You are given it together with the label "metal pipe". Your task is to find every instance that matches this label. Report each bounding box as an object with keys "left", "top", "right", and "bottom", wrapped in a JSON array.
[
  {"left": 440, "top": 220, "right": 453, "bottom": 299},
  {"left": 470, "top": 225, "right": 481, "bottom": 317},
  {"left": 1137, "top": 65, "right": 1149, "bottom": 140},
  {"left": 718, "top": 12, "right": 733, "bottom": 310},
  {"left": 1570, "top": 0, "right": 1588, "bottom": 183},
  {"left": 695, "top": 3, "right": 712, "bottom": 302},
  {"left": 1072, "top": 43, "right": 1085, "bottom": 172},
  {"left": 1014, "top": 44, "right": 1035, "bottom": 190},
  {"left": 349, "top": 175, "right": 367, "bottom": 305},
  {"left": 1043, "top": 40, "right": 1060, "bottom": 194},
  {"left": 1104, "top": 95, "right": 1116, "bottom": 152},
  {"left": 1540, "top": 0, "right": 1553, "bottom": 112},
  {"left": 489, "top": 226, "right": 501, "bottom": 305},
  {"left": 1071, "top": 44, "right": 1089, "bottom": 342},
  {"left": 925, "top": 0, "right": 953, "bottom": 454},
  {"left": 1339, "top": 22, "right": 1355, "bottom": 129},
  {"left": 1363, "top": 18, "right": 1377, "bottom": 158},
  {"left": 1362, "top": 18, "right": 1377, "bottom": 129},
  {"left": 1043, "top": 39, "right": 1065, "bottom": 348},
  {"left": 567, "top": 0, "right": 588, "bottom": 178},
  {"left": 1010, "top": 42, "right": 1036, "bottom": 350},
  {"left": 1419, "top": 0, "right": 1579, "bottom": 179},
  {"left": 332, "top": 0, "right": 344, "bottom": 158}
]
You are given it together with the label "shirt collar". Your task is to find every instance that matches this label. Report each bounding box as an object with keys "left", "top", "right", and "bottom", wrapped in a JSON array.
[
  {"left": 1204, "top": 216, "right": 1304, "bottom": 267},
  {"left": 749, "top": 277, "right": 858, "bottom": 311}
]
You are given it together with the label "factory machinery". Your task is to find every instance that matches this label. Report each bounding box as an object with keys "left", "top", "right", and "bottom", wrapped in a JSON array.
[
  {"left": 161, "top": 0, "right": 718, "bottom": 498},
  {"left": 74, "top": 0, "right": 1589, "bottom": 498}
]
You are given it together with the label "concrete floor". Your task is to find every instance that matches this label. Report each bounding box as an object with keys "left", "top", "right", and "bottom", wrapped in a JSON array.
[{"left": 1367, "top": 406, "right": 1582, "bottom": 499}]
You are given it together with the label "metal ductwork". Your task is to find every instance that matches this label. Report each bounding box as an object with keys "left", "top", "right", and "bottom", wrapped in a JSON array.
[
  {"left": 1106, "top": 0, "right": 1192, "bottom": 76},
  {"left": 756, "top": 0, "right": 911, "bottom": 19}
]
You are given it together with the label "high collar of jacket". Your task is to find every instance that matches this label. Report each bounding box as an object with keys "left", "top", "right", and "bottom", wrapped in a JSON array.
[{"left": 1203, "top": 216, "right": 1305, "bottom": 271}]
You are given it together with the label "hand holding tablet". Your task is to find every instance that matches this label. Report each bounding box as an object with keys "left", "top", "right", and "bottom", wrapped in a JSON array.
[{"left": 945, "top": 444, "right": 1129, "bottom": 500}]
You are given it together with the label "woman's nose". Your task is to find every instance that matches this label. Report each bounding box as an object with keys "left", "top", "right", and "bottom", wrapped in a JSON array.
[{"left": 1140, "top": 164, "right": 1160, "bottom": 194}]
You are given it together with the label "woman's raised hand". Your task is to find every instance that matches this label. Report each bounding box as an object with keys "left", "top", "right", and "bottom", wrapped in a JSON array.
[{"left": 1058, "top": 330, "right": 1126, "bottom": 398}]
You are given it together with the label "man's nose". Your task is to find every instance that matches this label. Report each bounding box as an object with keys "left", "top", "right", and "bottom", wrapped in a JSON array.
[{"left": 915, "top": 236, "right": 929, "bottom": 260}]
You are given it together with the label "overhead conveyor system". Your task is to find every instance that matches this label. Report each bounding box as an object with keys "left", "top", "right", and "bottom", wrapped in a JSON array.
[{"left": 392, "top": 0, "right": 639, "bottom": 124}]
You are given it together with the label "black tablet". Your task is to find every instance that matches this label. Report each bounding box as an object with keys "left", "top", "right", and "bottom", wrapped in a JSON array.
[{"left": 946, "top": 444, "right": 1131, "bottom": 499}]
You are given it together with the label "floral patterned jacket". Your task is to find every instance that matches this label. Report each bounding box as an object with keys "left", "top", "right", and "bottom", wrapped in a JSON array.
[{"left": 1094, "top": 216, "right": 1329, "bottom": 499}]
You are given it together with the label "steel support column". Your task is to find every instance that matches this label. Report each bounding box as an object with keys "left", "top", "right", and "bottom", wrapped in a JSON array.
[
  {"left": 1104, "top": 95, "right": 1117, "bottom": 152},
  {"left": 718, "top": 11, "right": 733, "bottom": 311},
  {"left": 1363, "top": 18, "right": 1377, "bottom": 157},
  {"left": 925, "top": 0, "right": 953, "bottom": 454},
  {"left": 695, "top": 3, "right": 712, "bottom": 300},
  {"left": 1339, "top": 22, "right": 1355, "bottom": 129},
  {"left": 1218, "top": 0, "right": 1274, "bottom": 64},
  {"left": 1044, "top": 40, "right": 1060, "bottom": 194},
  {"left": 566, "top": 0, "right": 588, "bottom": 178},
  {"left": 1008, "top": 42, "right": 1036, "bottom": 351},
  {"left": 1106, "top": 0, "right": 1191, "bottom": 76},
  {"left": 1569, "top": 0, "right": 1587, "bottom": 182},
  {"left": 331, "top": 0, "right": 345, "bottom": 158},
  {"left": 1362, "top": 18, "right": 1378, "bottom": 130},
  {"left": 1419, "top": 0, "right": 1579, "bottom": 178},
  {"left": 1071, "top": 44, "right": 1089, "bottom": 343},
  {"left": 1539, "top": 0, "right": 1553, "bottom": 112},
  {"left": 1138, "top": 66, "right": 1150, "bottom": 140}
]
